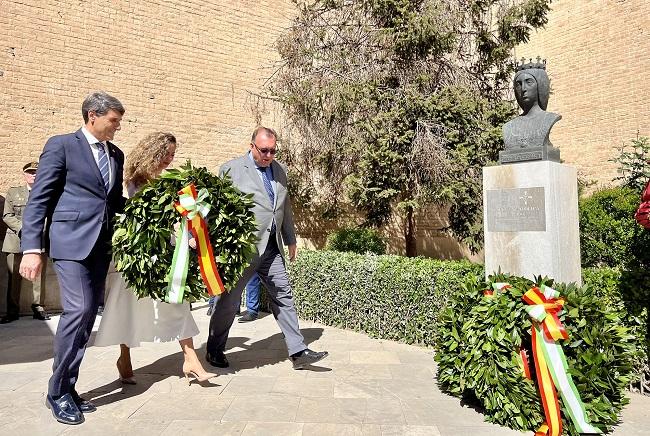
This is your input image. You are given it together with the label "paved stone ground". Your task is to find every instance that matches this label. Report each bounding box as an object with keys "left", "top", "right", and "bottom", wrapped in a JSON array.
[{"left": 1, "top": 305, "right": 649, "bottom": 435}]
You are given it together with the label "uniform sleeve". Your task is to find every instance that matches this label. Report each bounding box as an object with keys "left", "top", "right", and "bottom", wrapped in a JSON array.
[{"left": 2, "top": 190, "right": 22, "bottom": 233}]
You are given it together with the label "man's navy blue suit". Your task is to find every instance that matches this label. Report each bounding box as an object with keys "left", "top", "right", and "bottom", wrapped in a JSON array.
[{"left": 21, "top": 129, "right": 125, "bottom": 398}]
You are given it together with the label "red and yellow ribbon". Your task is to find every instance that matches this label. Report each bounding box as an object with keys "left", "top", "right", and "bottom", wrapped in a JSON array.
[
  {"left": 483, "top": 282, "right": 511, "bottom": 297},
  {"left": 166, "top": 184, "right": 225, "bottom": 303},
  {"left": 523, "top": 285, "right": 600, "bottom": 436}
]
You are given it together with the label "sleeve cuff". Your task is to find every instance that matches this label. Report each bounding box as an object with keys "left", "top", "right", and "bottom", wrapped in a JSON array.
[{"left": 23, "top": 249, "right": 45, "bottom": 254}]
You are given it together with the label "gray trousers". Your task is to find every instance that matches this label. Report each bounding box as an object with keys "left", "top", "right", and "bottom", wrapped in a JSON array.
[{"left": 207, "top": 238, "right": 306, "bottom": 356}]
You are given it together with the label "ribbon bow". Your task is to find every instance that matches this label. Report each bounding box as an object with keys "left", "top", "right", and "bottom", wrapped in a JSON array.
[
  {"left": 483, "top": 282, "right": 511, "bottom": 296},
  {"left": 166, "top": 184, "right": 225, "bottom": 303},
  {"left": 522, "top": 285, "right": 600, "bottom": 436}
]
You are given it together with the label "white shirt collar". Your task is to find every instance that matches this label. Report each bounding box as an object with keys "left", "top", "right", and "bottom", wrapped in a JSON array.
[{"left": 81, "top": 126, "right": 104, "bottom": 146}]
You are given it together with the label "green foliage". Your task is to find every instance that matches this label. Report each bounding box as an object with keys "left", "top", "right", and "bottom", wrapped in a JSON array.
[
  {"left": 579, "top": 186, "right": 650, "bottom": 268},
  {"left": 270, "top": 0, "right": 551, "bottom": 255},
  {"left": 611, "top": 136, "right": 650, "bottom": 192},
  {"left": 288, "top": 250, "right": 648, "bottom": 385},
  {"left": 112, "top": 162, "right": 258, "bottom": 302},
  {"left": 288, "top": 250, "right": 482, "bottom": 345},
  {"left": 325, "top": 226, "right": 386, "bottom": 254},
  {"left": 434, "top": 273, "right": 637, "bottom": 435},
  {"left": 583, "top": 267, "right": 649, "bottom": 381}
]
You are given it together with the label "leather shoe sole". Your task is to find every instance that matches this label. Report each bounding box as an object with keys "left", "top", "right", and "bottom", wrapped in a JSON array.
[
  {"left": 71, "top": 391, "right": 96, "bottom": 413},
  {"left": 45, "top": 394, "right": 84, "bottom": 425},
  {"left": 75, "top": 401, "right": 96, "bottom": 413},
  {"left": 206, "top": 352, "right": 229, "bottom": 368},
  {"left": 238, "top": 312, "right": 258, "bottom": 323},
  {"left": 291, "top": 350, "right": 329, "bottom": 370}
]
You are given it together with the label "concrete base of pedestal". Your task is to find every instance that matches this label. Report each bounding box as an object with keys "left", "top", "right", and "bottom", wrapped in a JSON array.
[{"left": 483, "top": 161, "right": 582, "bottom": 285}]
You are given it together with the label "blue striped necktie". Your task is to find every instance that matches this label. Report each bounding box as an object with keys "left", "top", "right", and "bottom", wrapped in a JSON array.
[
  {"left": 258, "top": 166, "right": 275, "bottom": 206},
  {"left": 96, "top": 143, "right": 110, "bottom": 191},
  {"left": 258, "top": 166, "right": 276, "bottom": 234}
]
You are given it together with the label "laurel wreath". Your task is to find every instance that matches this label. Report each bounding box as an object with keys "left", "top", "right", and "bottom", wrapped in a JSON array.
[{"left": 111, "top": 161, "right": 258, "bottom": 302}]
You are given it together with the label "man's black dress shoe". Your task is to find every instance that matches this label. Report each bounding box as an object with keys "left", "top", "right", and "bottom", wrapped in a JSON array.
[
  {"left": 32, "top": 305, "right": 51, "bottom": 321},
  {"left": 45, "top": 393, "right": 84, "bottom": 425},
  {"left": 70, "top": 390, "right": 97, "bottom": 413},
  {"left": 290, "top": 348, "right": 329, "bottom": 369},
  {"left": 238, "top": 311, "right": 258, "bottom": 323},
  {"left": 206, "top": 351, "right": 229, "bottom": 368},
  {"left": 0, "top": 315, "right": 19, "bottom": 324}
]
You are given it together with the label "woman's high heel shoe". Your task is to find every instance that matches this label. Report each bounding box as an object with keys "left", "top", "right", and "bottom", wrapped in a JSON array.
[
  {"left": 116, "top": 358, "right": 137, "bottom": 385},
  {"left": 182, "top": 363, "right": 217, "bottom": 385}
]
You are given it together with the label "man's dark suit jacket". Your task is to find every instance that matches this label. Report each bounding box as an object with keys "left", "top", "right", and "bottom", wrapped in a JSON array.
[{"left": 21, "top": 129, "right": 125, "bottom": 260}]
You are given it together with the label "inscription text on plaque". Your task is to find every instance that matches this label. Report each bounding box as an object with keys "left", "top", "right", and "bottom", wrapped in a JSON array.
[{"left": 486, "top": 187, "right": 546, "bottom": 232}]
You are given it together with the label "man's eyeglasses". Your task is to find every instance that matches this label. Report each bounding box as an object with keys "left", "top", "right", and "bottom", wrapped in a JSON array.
[{"left": 252, "top": 142, "right": 278, "bottom": 155}]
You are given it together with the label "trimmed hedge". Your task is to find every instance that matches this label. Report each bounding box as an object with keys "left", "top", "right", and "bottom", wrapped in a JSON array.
[
  {"left": 583, "top": 267, "right": 649, "bottom": 379},
  {"left": 288, "top": 250, "right": 482, "bottom": 345},
  {"left": 579, "top": 186, "right": 650, "bottom": 268},
  {"left": 288, "top": 251, "right": 647, "bottom": 364},
  {"left": 284, "top": 250, "right": 647, "bottom": 432}
]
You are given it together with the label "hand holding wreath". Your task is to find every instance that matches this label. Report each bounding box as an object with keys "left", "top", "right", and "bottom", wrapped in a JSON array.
[{"left": 112, "top": 162, "right": 258, "bottom": 302}]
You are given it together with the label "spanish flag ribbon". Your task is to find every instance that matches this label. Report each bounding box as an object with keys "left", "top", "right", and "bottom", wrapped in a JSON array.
[
  {"left": 166, "top": 184, "right": 225, "bottom": 303},
  {"left": 483, "top": 282, "right": 512, "bottom": 297},
  {"left": 523, "top": 285, "right": 601, "bottom": 436}
]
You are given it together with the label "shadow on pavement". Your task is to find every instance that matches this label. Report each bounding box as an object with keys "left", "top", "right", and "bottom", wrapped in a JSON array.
[
  {"left": 84, "top": 327, "right": 328, "bottom": 407},
  {"left": 0, "top": 318, "right": 55, "bottom": 365}
]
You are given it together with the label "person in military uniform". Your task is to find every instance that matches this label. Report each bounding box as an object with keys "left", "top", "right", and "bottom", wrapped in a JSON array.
[{"left": 1, "top": 161, "right": 50, "bottom": 323}]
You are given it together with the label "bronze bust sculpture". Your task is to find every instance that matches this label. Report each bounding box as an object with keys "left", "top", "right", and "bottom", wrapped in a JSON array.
[{"left": 499, "top": 57, "right": 561, "bottom": 164}]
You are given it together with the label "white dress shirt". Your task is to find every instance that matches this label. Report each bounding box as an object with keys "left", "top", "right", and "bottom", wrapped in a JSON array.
[{"left": 81, "top": 126, "right": 114, "bottom": 188}]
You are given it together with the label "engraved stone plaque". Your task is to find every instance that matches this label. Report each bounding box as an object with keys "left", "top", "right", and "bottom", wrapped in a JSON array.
[
  {"left": 500, "top": 150, "right": 543, "bottom": 163},
  {"left": 499, "top": 146, "right": 560, "bottom": 164},
  {"left": 486, "top": 187, "right": 546, "bottom": 232}
]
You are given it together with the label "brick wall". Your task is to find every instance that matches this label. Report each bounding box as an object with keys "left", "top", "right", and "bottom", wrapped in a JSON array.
[
  {"left": 516, "top": 0, "right": 650, "bottom": 188},
  {"left": 4, "top": 0, "right": 645, "bottom": 264},
  {"left": 0, "top": 0, "right": 295, "bottom": 193},
  {"left": 0, "top": 1, "right": 299, "bottom": 314}
]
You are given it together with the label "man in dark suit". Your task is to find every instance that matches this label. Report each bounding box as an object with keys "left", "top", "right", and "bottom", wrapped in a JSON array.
[
  {"left": 206, "top": 126, "right": 328, "bottom": 370},
  {"left": 1, "top": 161, "right": 50, "bottom": 324},
  {"left": 19, "top": 91, "right": 126, "bottom": 425}
]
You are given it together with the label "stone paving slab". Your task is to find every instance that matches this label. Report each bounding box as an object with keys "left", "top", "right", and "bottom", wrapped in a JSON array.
[{"left": 1, "top": 305, "right": 649, "bottom": 435}]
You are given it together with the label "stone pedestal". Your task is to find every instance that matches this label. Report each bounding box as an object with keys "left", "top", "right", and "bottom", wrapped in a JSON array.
[{"left": 483, "top": 161, "right": 581, "bottom": 285}]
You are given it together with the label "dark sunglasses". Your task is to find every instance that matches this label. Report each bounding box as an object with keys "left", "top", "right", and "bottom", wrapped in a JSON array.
[{"left": 252, "top": 142, "right": 278, "bottom": 155}]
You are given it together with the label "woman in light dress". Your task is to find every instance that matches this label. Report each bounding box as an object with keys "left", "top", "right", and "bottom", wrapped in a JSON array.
[{"left": 95, "top": 132, "right": 216, "bottom": 385}]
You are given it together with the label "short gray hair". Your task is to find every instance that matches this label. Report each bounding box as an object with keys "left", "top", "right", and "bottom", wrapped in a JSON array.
[
  {"left": 251, "top": 126, "right": 277, "bottom": 143},
  {"left": 82, "top": 91, "right": 125, "bottom": 123}
]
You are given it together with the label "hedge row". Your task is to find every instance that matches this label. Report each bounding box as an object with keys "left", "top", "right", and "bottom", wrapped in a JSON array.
[
  {"left": 287, "top": 250, "right": 648, "bottom": 365},
  {"left": 287, "top": 250, "right": 482, "bottom": 346}
]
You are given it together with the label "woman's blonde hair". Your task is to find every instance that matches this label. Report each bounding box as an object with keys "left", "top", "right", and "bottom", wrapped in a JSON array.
[{"left": 124, "top": 132, "right": 176, "bottom": 188}]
